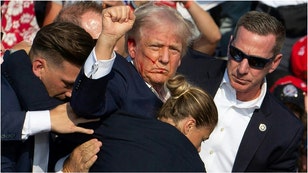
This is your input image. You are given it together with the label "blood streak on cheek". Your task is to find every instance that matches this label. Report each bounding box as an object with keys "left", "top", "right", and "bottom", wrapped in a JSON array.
[{"left": 145, "top": 56, "right": 156, "bottom": 65}]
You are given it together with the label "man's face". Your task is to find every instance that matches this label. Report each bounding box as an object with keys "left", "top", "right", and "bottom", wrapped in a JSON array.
[
  {"left": 37, "top": 60, "right": 80, "bottom": 100},
  {"left": 227, "top": 27, "right": 282, "bottom": 101},
  {"left": 128, "top": 24, "right": 183, "bottom": 88}
]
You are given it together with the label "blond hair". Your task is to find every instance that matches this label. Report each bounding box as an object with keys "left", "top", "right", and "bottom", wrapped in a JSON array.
[{"left": 157, "top": 75, "right": 218, "bottom": 129}]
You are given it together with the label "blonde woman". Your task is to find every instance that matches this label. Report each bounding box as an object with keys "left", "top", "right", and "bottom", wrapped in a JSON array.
[{"left": 158, "top": 74, "right": 218, "bottom": 152}]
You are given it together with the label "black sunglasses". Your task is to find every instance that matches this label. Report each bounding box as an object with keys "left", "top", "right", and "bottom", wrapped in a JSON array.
[{"left": 229, "top": 45, "right": 274, "bottom": 69}]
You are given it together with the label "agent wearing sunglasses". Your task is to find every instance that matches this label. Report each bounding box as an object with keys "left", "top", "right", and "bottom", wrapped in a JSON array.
[{"left": 178, "top": 10, "right": 304, "bottom": 172}]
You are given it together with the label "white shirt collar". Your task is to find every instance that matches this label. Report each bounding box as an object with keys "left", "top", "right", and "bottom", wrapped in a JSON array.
[{"left": 145, "top": 82, "right": 170, "bottom": 102}]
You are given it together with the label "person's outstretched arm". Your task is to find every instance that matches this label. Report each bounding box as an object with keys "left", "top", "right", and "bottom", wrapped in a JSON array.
[
  {"left": 70, "top": 6, "right": 135, "bottom": 118},
  {"left": 180, "top": 1, "right": 221, "bottom": 55}
]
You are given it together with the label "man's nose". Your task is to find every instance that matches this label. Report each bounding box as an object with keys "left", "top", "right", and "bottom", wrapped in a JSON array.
[
  {"left": 159, "top": 48, "right": 170, "bottom": 64},
  {"left": 237, "top": 58, "right": 249, "bottom": 74}
]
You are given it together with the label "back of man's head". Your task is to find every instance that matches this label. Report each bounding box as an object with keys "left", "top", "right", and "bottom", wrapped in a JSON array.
[
  {"left": 54, "top": 1, "right": 102, "bottom": 26},
  {"left": 29, "top": 22, "right": 94, "bottom": 67},
  {"left": 54, "top": 1, "right": 103, "bottom": 39}
]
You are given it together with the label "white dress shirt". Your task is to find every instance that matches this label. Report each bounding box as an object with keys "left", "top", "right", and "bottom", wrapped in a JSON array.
[
  {"left": 199, "top": 69, "right": 267, "bottom": 172},
  {"left": 32, "top": 132, "right": 50, "bottom": 172},
  {"left": 22, "top": 111, "right": 50, "bottom": 172}
]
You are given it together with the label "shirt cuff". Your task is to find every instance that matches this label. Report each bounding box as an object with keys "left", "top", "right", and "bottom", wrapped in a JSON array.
[
  {"left": 22, "top": 110, "right": 51, "bottom": 140},
  {"left": 84, "top": 48, "right": 116, "bottom": 79},
  {"left": 55, "top": 155, "right": 69, "bottom": 173}
]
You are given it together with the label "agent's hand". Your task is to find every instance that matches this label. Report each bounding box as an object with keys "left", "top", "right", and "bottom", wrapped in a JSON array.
[
  {"left": 50, "top": 103, "right": 99, "bottom": 134},
  {"left": 63, "top": 138, "right": 102, "bottom": 172},
  {"left": 95, "top": 5, "right": 135, "bottom": 60}
]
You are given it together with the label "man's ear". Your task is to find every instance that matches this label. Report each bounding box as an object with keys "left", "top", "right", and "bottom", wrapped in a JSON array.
[
  {"left": 127, "top": 39, "right": 136, "bottom": 59},
  {"left": 269, "top": 53, "right": 282, "bottom": 74},
  {"left": 32, "top": 58, "right": 46, "bottom": 79},
  {"left": 183, "top": 117, "right": 196, "bottom": 135}
]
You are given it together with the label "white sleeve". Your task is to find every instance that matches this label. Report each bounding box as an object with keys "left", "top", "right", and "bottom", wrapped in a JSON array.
[
  {"left": 21, "top": 110, "right": 51, "bottom": 140},
  {"left": 84, "top": 48, "right": 116, "bottom": 79}
]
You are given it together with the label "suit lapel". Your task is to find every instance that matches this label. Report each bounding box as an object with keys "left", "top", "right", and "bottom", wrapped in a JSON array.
[{"left": 232, "top": 93, "right": 272, "bottom": 172}]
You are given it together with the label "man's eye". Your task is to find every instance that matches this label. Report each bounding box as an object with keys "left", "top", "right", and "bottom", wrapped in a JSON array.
[
  {"left": 170, "top": 49, "right": 180, "bottom": 55},
  {"left": 150, "top": 46, "right": 160, "bottom": 51}
]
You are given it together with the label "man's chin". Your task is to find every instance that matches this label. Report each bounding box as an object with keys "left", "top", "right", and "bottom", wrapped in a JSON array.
[
  {"left": 152, "top": 78, "right": 168, "bottom": 86},
  {"left": 230, "top": 81, "right": 249, "bottom": 93}
]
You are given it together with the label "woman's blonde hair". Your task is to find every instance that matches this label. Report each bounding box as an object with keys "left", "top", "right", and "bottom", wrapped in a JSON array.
[{"left": 157, "top": 74, "right": 218, "bottom": 129}]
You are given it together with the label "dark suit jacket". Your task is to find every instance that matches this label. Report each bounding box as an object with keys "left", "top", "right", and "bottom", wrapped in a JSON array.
[
  {"left": 1, "top": 75, "right": 34, "bottom": 172},
  {"left": 1, "top": 50, "right": 64, "bottom": 172},
  {"left": 68, "top": 54, "right": 205, "bottom": 171},
  {"left": 71, "top": 53, "right": 163, "bottom": 119},
  {"left": 91, "top": 112, "right": 205, "bottom": 172},
  {"left": 177, "top": 48, "right": 304, "bottom": 172}
]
